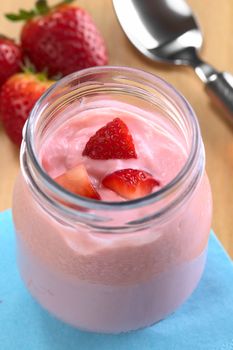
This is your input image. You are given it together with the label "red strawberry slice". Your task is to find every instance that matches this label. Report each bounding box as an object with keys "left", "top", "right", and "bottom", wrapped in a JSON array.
[
  {"left": 102, "top": 169, "right": 160, "bottom": 200},
  {"left": 54, "top": 164, "right": 100, "bottom": 200},
  {"left": 82, "top": 118, "right": 137, "bottom": 160}
]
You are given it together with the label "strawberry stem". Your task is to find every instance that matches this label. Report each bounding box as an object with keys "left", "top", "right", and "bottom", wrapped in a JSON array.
[
  {"left": 21, "top": 63, "right": 49, "bottom": 82},
  {"left": 5, "top": 0, "right": 75, "bottom": 22},
  {"left": 35, "top": 0, "right": 50, "bottom": 15},
  {"left": 36, "top": 72, "right": 49, "bottom": 82},
  {"left": 21, "top": 57, "right": 37, "bottom": 74}
]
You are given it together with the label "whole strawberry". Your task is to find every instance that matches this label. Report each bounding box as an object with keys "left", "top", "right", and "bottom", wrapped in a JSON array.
[
  {"left": 6, "top": 0, "right": 108, "bottom": 77},
  {"left": 0, "top": 72, "right": 53, "bottom": 146},
  {"left": 0, "top": 36, "right": 22, "bottom": 86}
]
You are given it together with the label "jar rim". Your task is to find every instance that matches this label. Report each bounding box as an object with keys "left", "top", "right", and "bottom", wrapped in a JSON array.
[{"left": 24, "top": 65, "right": 201, "bottom": 211}]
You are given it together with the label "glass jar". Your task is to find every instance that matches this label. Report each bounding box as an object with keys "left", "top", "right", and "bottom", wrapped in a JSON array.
[{"left": 12, "top": 66, "right": 212, "bottom": 333}]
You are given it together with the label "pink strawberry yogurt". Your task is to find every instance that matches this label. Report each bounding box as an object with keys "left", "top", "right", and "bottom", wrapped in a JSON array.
[{"left": 12, "top": 67, "right": 212, "bottom": 333}]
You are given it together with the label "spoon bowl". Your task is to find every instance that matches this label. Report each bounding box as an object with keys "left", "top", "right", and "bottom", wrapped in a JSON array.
[{"left": 113, "top": 0, "right": 233, "bottom": 120}]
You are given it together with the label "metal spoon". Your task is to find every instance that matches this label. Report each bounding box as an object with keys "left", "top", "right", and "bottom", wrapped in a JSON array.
[{"left": 113, "top": 0, "right": 233, "bottom": 120}]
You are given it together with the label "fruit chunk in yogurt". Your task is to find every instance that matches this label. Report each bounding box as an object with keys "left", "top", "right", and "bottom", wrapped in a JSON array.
[{"left": 41, "top": 111, "right": 187, "bottom": 201}]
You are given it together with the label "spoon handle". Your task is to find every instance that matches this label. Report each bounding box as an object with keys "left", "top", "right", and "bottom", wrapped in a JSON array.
[{"left": 205, "top": 72, "right": 233, "bottom": 121}]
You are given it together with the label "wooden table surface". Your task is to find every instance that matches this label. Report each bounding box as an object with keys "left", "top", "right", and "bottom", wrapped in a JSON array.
[{"left": 0, "top": 0, "right": 232, "bottom": 257}]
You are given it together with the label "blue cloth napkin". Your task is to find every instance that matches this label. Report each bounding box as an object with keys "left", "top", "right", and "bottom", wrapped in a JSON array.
[{"left": 1, "top": 209, "right": 233, "bottom": 350}]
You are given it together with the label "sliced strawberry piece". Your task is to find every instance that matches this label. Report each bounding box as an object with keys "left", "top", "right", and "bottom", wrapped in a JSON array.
[
  {"left": 102, "top": 169, "right": 160, "bottom": 200},
  {"left": 82, "top": 118, "right": 137, "bottom": 160},
  {"left": 54, "top": 164, "right": 100, "bottom": 200}
]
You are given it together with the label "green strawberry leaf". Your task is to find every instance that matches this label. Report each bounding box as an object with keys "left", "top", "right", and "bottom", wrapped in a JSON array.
[
  {"left": 22, "top": 57, "right": 37, "bottom": 74},
  {"left": 6, "top": 9, "right": 36, "bottom": 21},
  {"left": 6, "top": 0, "right": 75, "bottom": 22},
  {"left": 35, "top": 0, "right": 50, "bottom": 15},
  {"left": 5, "top": 14, "right": 21, "bottom": 21}
]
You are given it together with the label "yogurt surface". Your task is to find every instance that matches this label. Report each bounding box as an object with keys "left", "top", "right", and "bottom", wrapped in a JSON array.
[{"left": 40, "top": 104, "right": 187, "bottom": 201}]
